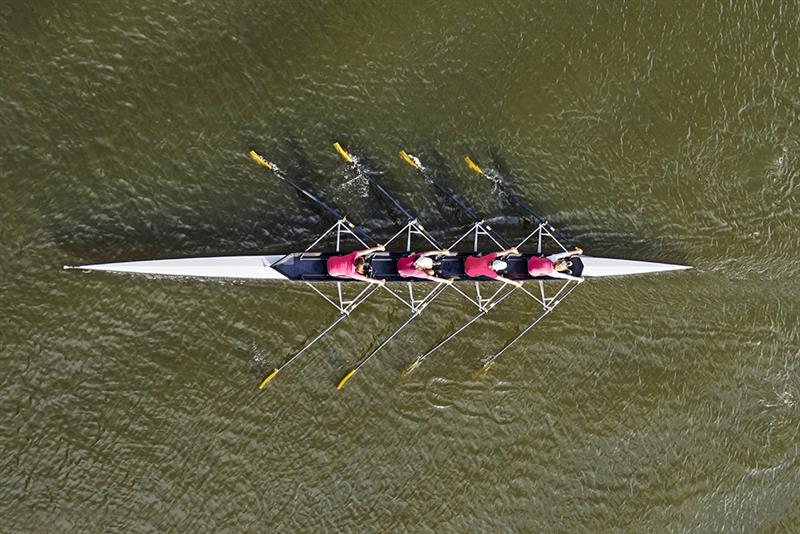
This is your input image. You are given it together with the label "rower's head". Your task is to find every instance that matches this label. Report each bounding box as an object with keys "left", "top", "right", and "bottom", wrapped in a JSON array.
[
  {"left": 414, "top": 256, "right": 435, "bottom": 275},
  {"left": 553, "top": 259, "right": 572, "bottom": 272},
  {"left": 414, "top": 256, "right": 434, "bottom": 270},
  {"left": 490, "top": 259, "right": 508, "bottom": 272},
  {"left": 354, "top": 256, "right": 366, "bottom": 274}
]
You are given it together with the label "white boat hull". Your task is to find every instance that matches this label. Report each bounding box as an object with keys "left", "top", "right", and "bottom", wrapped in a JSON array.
[
  {"left": 64, "top": 255, "right": 289, "bottom": 280},
  {"left": 65, "top": 253, "right": 691, "bottom": 280},
  {"left": 579, "top": 256, "right": 691, "bottom": 277}
]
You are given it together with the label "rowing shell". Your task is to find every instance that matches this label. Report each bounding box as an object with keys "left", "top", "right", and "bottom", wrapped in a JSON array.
[
  {"left": 64, "top": 252, "right": 690, "bottom": 280},
  {"left": 65, "top": 143, "right": 692, "bottom": 390}
]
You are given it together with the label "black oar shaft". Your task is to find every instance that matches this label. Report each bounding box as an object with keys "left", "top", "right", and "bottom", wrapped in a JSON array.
[
  {"left": 428, "top": 178, "right": 481, "bottom": 222},
  {"left": 465, "top": 155, "right": 575, "bottom": 247},
  {"left": 433, "top": 179, "right": 513, "bottom": 248},
  {"left": 407, "top": 154, "right": 512, "bottom": 248},
  {"left": 334, "top": 143, "right": 441, "bottom": 247},
  {"left": 368, "top": 177, "right": 415, "bottom": 222},
  {"left": 250, "top": 150, "right": 377, "bottom": 245},
  {"left": 502, "top": 188, "right": 574, "bottom": 247},
  {"left": 334, "top": 142, "right": 416, "bottom": 221},
  {"left": 274, "top": 168, "right": 346, "bottom": 221}
]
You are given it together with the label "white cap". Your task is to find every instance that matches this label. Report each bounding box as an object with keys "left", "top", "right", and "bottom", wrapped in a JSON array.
[
  {"left": 491, "top": 259, "right": 508, "bottom": 271},
  {"left": 415, "top": 256, "right": 434, "bottom": 269}
]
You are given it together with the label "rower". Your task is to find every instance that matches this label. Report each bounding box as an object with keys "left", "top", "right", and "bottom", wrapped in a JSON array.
[
  {"left": 527, "top": 247, "right": 585, "bottom": 283},
  {"left": 327, "top": 245, "right": 386, "bottom": 284},
  {"left": 397, "top": 249, "right": 454, "bottom": 284},
  {"left": 464, "top": 247, "right": 523, "bottom": 287}
]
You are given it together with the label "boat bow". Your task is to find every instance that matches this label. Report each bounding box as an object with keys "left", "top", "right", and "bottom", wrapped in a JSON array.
[{"left": 579, "top": 256, "right": 692, "bottom": 277}]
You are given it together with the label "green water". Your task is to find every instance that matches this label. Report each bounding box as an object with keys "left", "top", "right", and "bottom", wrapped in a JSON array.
[{"left": 2, "top": 1, "right": 798, "bottom": 531}]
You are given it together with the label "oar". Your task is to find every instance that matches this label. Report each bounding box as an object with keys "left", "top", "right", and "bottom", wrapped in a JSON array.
[
  {"left": 258, "top": 283, "right": 380, "bottom": 389},
  {"left": 464, "top": 156, "right": 575, "bottom": 248},
  {"left": 471, "top": 281, "right": 580, "bottom": 379},
  {"left": 401, "top": 151, "right": 512, "bottom": 249},
  {"left": 334, "top": 142, "right": 416, "bottom": 223},
  {"left": 259, "top": 314, "right": 349, "bottom": 388},
  {"left": 334, "top": 142, "right": 441, "bottom": 249},
  {"left": 337, "top": 282, "right": 448, "bottom": 390},
  {"left": 402, "top": 284, "right": 519, "bottom": 377},
  {"left": 249, "top": 150, "right": 377, "bottom": 245}
]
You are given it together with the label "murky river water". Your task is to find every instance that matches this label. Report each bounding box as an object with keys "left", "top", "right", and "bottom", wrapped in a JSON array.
[{"left": 2, "top": 1, "right": 798, "bottom": 531}]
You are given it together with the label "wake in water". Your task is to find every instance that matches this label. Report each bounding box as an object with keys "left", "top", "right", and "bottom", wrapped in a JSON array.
[
  {"left": 334, "top": 158, "right": 373, "bottom": 198},
  {"left": 250, "top": 341, "right": 270, "bottom": 366}
]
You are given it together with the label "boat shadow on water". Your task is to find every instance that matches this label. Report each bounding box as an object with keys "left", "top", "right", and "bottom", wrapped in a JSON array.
[
  {"left": 50, "top": 196, "right": 337, "bottom": 266},
  {"left": 51, "top": 139, "right": 380, "bottom": 264}
]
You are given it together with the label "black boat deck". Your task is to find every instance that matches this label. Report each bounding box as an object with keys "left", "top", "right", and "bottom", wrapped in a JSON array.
[{"left": 270, "top": 252, "right": 583, "bottom": 282}]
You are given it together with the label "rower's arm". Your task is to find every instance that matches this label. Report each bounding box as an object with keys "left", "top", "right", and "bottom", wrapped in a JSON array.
[
  {"left": 549, "top": 271, "right": 583, "bottom": 282},
  {"left": 350, "top": 273, "right": 382, "bottom": 283},
  {"left": 356, "top": 245, "right": 385, "bottom": 258},
  {"left": 496, "top": 275, "right": 523, "bottom": 288},
  {"left": 500, "top": 247, "right": 520, "bottom": 256},
  {"left": 547, "top": 248, "right": 583, "bottom": 262},
  {"left": 420, "top": 249, "right": 450, "bottom": 258},
  {"left": 548, "top": 251, "right": 573, "bottom": 262}
]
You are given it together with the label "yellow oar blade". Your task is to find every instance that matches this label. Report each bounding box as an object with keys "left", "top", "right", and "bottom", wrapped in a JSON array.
[
  {"left": 464, "top": 156, "right": 483, "bottom": 175},
  {"left": 399, "top": 150, "right": 420, "bottom": 170},
  {"left": 249, "top": 150, "right": 273, "bottom": 169},
  {"left": 471, "top": 360, "right": 494, "bottom": 380},
  {"left": 258, "top": 368, "right": 280, "bottom": 389},
  {"left": 333, "top": 142, "right": 353, "bottom": 163},
  {"left": 401, "top": 357, "right": 423, "bottom": 378},
  {"left": 337, "top": 368, "right": 356, "bottom": 390}
]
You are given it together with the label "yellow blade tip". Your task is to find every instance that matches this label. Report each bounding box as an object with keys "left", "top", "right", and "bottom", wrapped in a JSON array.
[
  {"left": 337, "top": 369, "right": 356, "bottom": 390},
  {"left": 464, "top": 156, "right": 482, "bottom": 174},
  {"left": 258, "top": 368, "right": 279, "bottom": 389},
  {"left": 471, "top": 360, "right": 494, "bottom": 380},
  {"left": 248, "top": 150, "right": 272, "bottom": 169},
  {"left": 333, "top": 142, "right": 353, "bottom": 163},
  {"left": 401, "top": 358, "right": 422, "bottom": 378},
  {"left": 399, "top": 150, "right": 420, "bottom": 170}
]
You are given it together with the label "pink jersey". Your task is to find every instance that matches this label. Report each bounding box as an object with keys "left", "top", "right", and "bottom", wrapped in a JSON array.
[
  {"left": 464, "top": 252, "right": 498, "bottom": 279},
  {"left": 527, "top": 256, "right": 554, "bottom": 277},
  {"left": 397, "top": 253, "right": 430, "bottom": 279},
  {"left": 327, "top": 251, "right": 359, "bottom": 278}
]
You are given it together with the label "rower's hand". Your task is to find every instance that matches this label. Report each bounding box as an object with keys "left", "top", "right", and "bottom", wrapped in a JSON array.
[
  {"left": 574, "top": 247, "right": 583, "bottom": 255},
  {"left": 444, "top": 278, "right": 455, "bottom": 285},
  {"left": 377, "top": 245, "right": 386, "bottom": 252},
  {"left": 443, "top": 249, "right": 457, "bottom": 257},
  {"left": 510, "top": 247, "right": 520, "bottom": 256},
  {"left": 514, "top": 280, "right": 524, "bottom": 288},
  {"left": 576, "top": 277, "right": 585, "bottom": 284}
]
